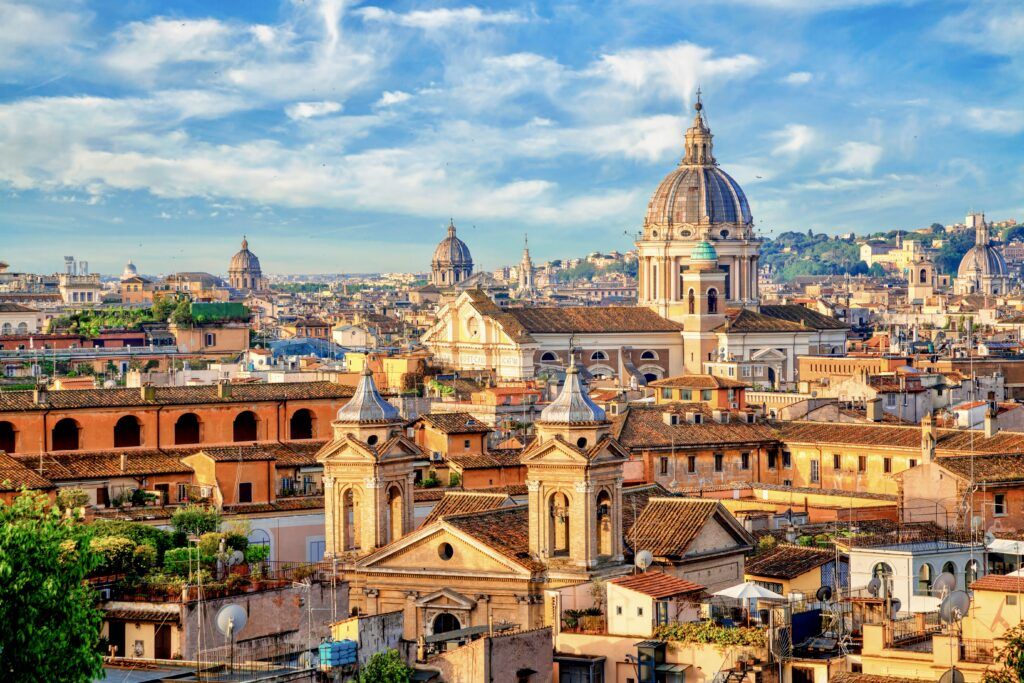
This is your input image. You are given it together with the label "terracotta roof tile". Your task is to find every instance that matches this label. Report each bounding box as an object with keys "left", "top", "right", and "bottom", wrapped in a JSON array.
[
  {"left": 610, "top": 572, "right": 705, "bottom": 598},
  {"left": 780, "top": 421, "right": 1024, "bottom": 455},
  {"left": 622, "top": 483, "right": 671, "bottom": 536},
  {"left": 444, "top": 505, "right": 543, "bottom": 571},
  {"left": 15, "top": 450, "right": 192, "bottom": 480},
  {"left": 423, "top": 491, "right": 511, "bottom": 526},
  {"left": 626, "top": 497, "right": 721, "bottom": 558},
  {"left": 831, "top": 674, "right": 932, "bottom": 683},
  {"left": 649, "top": 374, "right": 749, "bottom": 390},
  {"left": 504, "top": 306, "right": 684, "bottom": 334},
  {"left": 445, "top": 450, "right": 523, "bottom": 470},
  {"left": 971, "top": 574, "right": 1024, "bottom": 592},
  {"left": 937, "top": 453, "right": 1024, "bottom": 483},
  {"left": 0, "top": 451, "right": 53, "bottom": 491},
  {"left": 759, "top": 304, "right": 849, "bottom": 330},
  {"left": 614, "top": 404, "right": 774, "bottom": 451},
  {"left": 417, "top": 412, "right": 492, "bottom": 434},
  {"left": 745, "top": 544, "right": 834, "bottom": 580}
]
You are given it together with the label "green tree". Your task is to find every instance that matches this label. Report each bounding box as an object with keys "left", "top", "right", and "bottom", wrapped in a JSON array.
[
  {"left": 983, "top": 623, "right": 1024, "bottom": 683},
  {"left": 170, "top": 297, "right": 194, "bottom": 327},
  {"left": 357, "top": 649, "right": 412, "bottom": 683},
  {"left": 0, "top": 490, "right": 104, "bottom": 682},
  {"left": 170, "top": 505, "right": 221, "bottom": 537}
]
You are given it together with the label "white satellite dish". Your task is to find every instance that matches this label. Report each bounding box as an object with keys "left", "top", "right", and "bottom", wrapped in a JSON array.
[
  {"left": 971, "top": 515, "right": 984, "bottom": 531},
  {"left": 939, "top": 590, "right": 972, "bottom": 624},
  {"left": 933, "top": 572, "right": 957, "bottom": 596},
  {"left": 215, "top": 604, "right": 248, "bottom": 638},
  {"left": 891, "top": 598, "right": 902, "bottom": 616},
  {"left": 228, "top": 550, "right": 245, "bottom": 566},
  {"left": 984, "top": 531, "right": 996, "bottom": 546},
  {"left": 635, "top": 550, "right": 654, "bottom": 571}
]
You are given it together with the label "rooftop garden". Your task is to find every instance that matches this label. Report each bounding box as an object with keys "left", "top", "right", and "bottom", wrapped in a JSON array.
[{"left": 654, "top": 620, "right": 766, "bottom": 648}]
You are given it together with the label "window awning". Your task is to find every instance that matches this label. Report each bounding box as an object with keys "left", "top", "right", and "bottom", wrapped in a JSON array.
[{"left": 656, "top": 663, "right": 691, "bottom": 674}]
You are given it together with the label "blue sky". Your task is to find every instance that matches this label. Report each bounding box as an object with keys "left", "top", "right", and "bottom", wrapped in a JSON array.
[{"left": 1, "top": 0, "right": 1022, "bottom": 276}]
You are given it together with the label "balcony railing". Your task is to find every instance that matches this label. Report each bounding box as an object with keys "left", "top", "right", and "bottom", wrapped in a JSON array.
[{"left": 961, "top": 639, "right": 996, "bottom": 664}]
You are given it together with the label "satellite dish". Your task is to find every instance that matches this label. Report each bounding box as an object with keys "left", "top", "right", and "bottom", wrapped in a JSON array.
[
  {"left": 228, "top": 550, "right": 245, "bottom": 566},
  {"left": 103, "top": 379, "right": 116, "bottom": 388},
  {"left": 891, "top": 598, "right": 902, "bottom": 616},
  {"left": 635, "top": 550, "right": 654, "bottom": 571},
  {"left": 933, "top": 572, "right": 957, "bottom": 596},
  {"left": 972, "top": 515, "right": 984, "bottom": 531},
  {"left": 984, "top": 531, "right": 996, "bottom": 546},
  {"left": 940, "top": 591, "right": 972, "bottom": 624},
  {"left": 816, "top": 585, "right": 833, "bottom": 602},
  {"left": 938, "top": 669, "right": 966, "bottom": 683},
  {"left": 867, "top": 577, "right": 881, "bottom": 597},
  {"left": 215, "top": 604, "right": 248, "bottom": 638},
  {"left": 298, "top": 651, "right": 316, "bottom": 668}
]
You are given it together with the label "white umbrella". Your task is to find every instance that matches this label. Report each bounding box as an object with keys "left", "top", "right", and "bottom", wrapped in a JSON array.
[{"left": 713, "top": 582, "right": 786, "bottom": 601}]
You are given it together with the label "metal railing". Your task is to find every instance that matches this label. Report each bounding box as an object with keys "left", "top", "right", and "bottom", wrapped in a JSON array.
[
  {"left": 961, "top": 639, "right": 996, "bottom": 664},
  {"left": 887, "top": 611, "right": 941, "bottom": 648}
]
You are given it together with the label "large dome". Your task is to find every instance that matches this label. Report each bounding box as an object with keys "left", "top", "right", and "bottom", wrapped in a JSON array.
[
  {"left": 230, "top": 236, "right": 262, "bottom": 273},
  {"left": 432, "top": 220, "right": 473, "bottom": 267},
  {"left": 121, "top": 260, "right": 138, "bottom": 281},
  {"left": 958, "top": 244, "right": 1007, "bottom": 279}
]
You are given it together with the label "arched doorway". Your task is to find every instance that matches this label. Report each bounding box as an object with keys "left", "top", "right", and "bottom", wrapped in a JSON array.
[
  {"left": 174, "top": 413, "right": 201, "bottom": 445},
  {"left": 596, "top": 490, "right": 613, "bottom": 557},
  {"left": 0, "top": 421, "right": 16, "bottom": 453},
  {"left": 386, "top": 485, "right": 404, "bottom": 544},
  {"left": 549, "top": 492, "right": 570, "bottom": 557},
  {"left": 52, "top": 418, "right": 80, "bottom": 451},
  {"left": 432, "top": 613, "right": 460, "bottom": 635},
  {"left": 233, "top": 411, "right": 259, "bottom": 442},
  {"left": 113, "top": 415, "right": 142, "bottom": 448},
  {"left": 289, "top": 409, "right": 315, "bottom": 440}
]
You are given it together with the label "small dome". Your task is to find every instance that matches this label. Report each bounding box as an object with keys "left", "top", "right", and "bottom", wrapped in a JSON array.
[
  {"left": 690, "top": 240, "right": 718, "bottom": 262},
  {"left": 540, "top": 361, "right": 606, "bottom": 424},
  {"left": 432, "top": 220, "right": 473, "bottom": 267},
  {"left": 230, "top": 236, "right": 262, "bottom": 273},
  {"left": 335, "top": 366, "right": 400, "bottom": 423},
  {"left": 121, "top": 260, "right": 138, "bottom": 280}
]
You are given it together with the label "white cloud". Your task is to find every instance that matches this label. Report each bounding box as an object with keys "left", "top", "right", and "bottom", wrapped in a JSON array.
[
  {"left": 376, "top": 90, "right": 411, "bottom": 107},
  {"left": 783, "top": 71, "right": 813, "bottom": 85},
  {"left": 965, "top": 107, "right": 1024, "bottom": 135},
  {"left": 0, "top": 1, "right": 80, "bottom": 70},
  {"left": 588, "top": 43, "right": 762, "bottom": 106},
  {"left": 357, "top": 6, "right": 525, "bottom": 30},
  {"left": 936, "top": 4, "right": 1024, "bottom": 56},
  {"left": 771, "top": 124, "right": 817, "bottom": 155},
  {"left": 104, "top": 18, "right": 236, "bottom": 80},
  {"left": 285, "top": 101, "right": 343, "bottom": 120},
  {"left": 829, "top": 142, "right": 883, "bottom": 174}
]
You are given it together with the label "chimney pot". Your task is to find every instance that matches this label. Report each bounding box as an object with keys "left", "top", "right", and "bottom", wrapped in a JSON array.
[{"left": 217, "top": 381, "right": 232, "bottom": 399}]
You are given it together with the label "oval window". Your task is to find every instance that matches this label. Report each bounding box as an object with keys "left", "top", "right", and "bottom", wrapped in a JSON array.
[
  {"left": 438, "top": 542, "right": 454, "bottom": 560},
  {"left": 577, "top": 437, "right": 588, "bottom": 449}
]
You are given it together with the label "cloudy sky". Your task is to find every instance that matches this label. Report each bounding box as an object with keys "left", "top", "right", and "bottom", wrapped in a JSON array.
[{"left": 1, "top": 0, "right": 1022, "bottom": 276}]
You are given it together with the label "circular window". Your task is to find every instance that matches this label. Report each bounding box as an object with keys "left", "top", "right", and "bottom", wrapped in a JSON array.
[
  {"left": 652, "top": 230, "right": 658, "bottom": 238},
  {"left": 720, "top": 229, "right": 729, "bottom": 239},
  {"left": 576, "top": 437, "right": 588, "bottom": 449},
  {"left": 367, "top": 434, "right": 379, "bottom": 446},
  {"left": 680, "top": 230, "right": 692, "bottom": 237},
  {"left": 438, "top": 542, "right": 454, "bottom": 560}
]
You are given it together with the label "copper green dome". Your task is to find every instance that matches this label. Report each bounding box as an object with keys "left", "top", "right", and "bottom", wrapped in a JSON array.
[{"left": 690, "top": 240, "right": 718, "bottom": 262}]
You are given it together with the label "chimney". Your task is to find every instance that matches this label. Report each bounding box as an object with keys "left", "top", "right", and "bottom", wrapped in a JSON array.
[
  {"left": 985, "top": 406, "right": 998, "bottom": 438},
  {"left": 217, "top": 381, "right": 232, "bottom": 399},
  {"left": 33, "top": 384, "right": 49, "bottom": 406},
  {"left": 120, "top": 452, "right": 127, "bottom": 473},
  {"left": 921, "top": 410, "right": 937, "bottom": 463},
  {"left": 140, "top": 384, "right": 156, "bottom": 401},
  {"left": 866, "top": 397, "right": 883, "bottom": 422}
]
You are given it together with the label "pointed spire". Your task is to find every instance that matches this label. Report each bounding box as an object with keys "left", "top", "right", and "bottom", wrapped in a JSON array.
[
  {"left": 448, "top": 218, "right": 457, "bottom": 236},
  {"left": 540, "top": 356, "right": 606, "bottom": 423},
  {"left": 682, "top": 89, "right": 714, "bottom": 165},
  {"left": 241, "top": 235, "right": 248, "bottom": 250},
  {"left": 335, "top": 364, "right": 400, "bottom": 423}
]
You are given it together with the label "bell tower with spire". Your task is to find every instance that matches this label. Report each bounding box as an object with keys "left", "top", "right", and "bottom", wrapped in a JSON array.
[
  {"left": 522, "top": 359, "right": 628, "bottom": 570},
  {"left": 317, "top": 366, "right": 421, "bottom": 558},
  {"left": 517, "top": 233, "right": 535, "bottom": 296}
]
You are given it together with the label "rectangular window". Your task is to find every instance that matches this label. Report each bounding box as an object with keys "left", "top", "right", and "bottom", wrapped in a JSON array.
[
  {"left": 661, "top": 388, "right": 673, "bottom": 400},
  {"left": 783, "top": 479, "right": 792, "bottom": 487},
  {"left": 833, "top": 453, "right": 841, "bottom": 470},
  {"left": 238, "top": 482, "right": 253, "bottom": 503},
  {"left": 177, "top": 483, "right": 187, "bottom": 502},
  {"left": 810, "top": 460, "right": 820, "bottom": 484},
  {"left": 909, "top": 458, "right": 917, "bottom": 469},
  {"left": 768, "top": 451, "right": 777, "bottom": 469},
  {"left": 883, "top": 458, "right": 892, "bottom": 474},
  {"left": 995, "top": 493, "right": 1007, "bottom": 516},
  {"left": 701, "top": 389, "right": 713, "bottom": 401},
  {"left": 1008, "top": 595, "right": 1018, "bottom": 606},
  {"left": 680, "top": 390, "right": 692, "bottom": 401},
  {"left": 714, "top": 453, "right": 724, "bottom": 472},
  {"left": 205, "top": 332, "right": 216, "bottom": 346},
  {"left": 687, "top": 455, "right": 696, "bottom": 473},
  {"left": 616, "top": 605, "right": 623, "bottom": 615},
  {"left": 783, "top": 451, "right": 792, "bottom": 469},
  {"left": 637, "top": 607, "right": 643, "bottom": 616},
  {"left": 660, "top": 457, "right": 669, "bottom": 476},
  {"left": 463, "top": 439, "right": 471, "bottom": 449},
  {"left": 858, "top": 456, "right": 867, "bottom": 473},
  {"left": 741, "top": 452, "right": 750, "bottom": 470}
]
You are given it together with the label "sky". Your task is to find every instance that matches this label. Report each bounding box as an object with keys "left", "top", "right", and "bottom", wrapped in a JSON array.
[{"left": 0, "top": 0, "right": 1022, "bottom": 276}]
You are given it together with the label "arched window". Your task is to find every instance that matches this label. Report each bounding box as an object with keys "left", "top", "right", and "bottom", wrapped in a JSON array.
[
  {"left": 0, "top": 421, "right": 16, "bottom": 453},
  {"left": 643, "top": 372, "right": 660, "bottom": 383},
  {"left": 640, "top": 350, "right": 658, "bottom": 361},
  {"left": 965, "top": 559, "right": 979, "bottom": 586},
  {"left": 540, "top": 351, "right": 558, "bottom": 363},
  {"left": 233, "top": 411, "right": 259, "bottom": 442},
  {"left": 433, "top": 613, "right": 460, "bottom": 635},
  {"left": 52, "top": 418, "right": 80, "bottom": 451},
  {"left": 248, "top": 528, "right": 272, "bottom": 561},
  {"left": 873, "top": 562, "right": 894, "bottom": 596},
  {"left": 174, "top": 413, "right": 201, "bottom": 445},
  {"left": 688, "top": 288, "right": 695, "bottom": 315},
  {"left": 1, "top": 323, "right": 10, "bottom": 334},
  {"left": 386, "top": 485, "right": 404, "bottom": 544},
  {"left": 941, "top": 561, "right": 957, "bottom": 589},
  {"left": 549, "top": 492, "right": 570, "bottom": 557},
  {"left": 917, "top": 563, "right": 933, "bottom": 595},
  {"left": 289, "top": 409, "right": 315, "bottom": 440},
  {"left": 920, "top": 268, "right": 928, "bottom": 284},
  {"left": 342, "top": 488, "right": 360, "bottom": 551},
  {"left": 113, "top": 415, "right": 142, "bottom": 448},
  {"left": 590, "top": 350, "right": 608, "bottom": 361},
  {"left": 707, "top": 288, "right": 718, "bottom": 314},
  {"left": 15, "top": 322, "right": 27, "bottom": 334},
  {"left": 596, "top": 490, "right": 613, "bottom": 557}
]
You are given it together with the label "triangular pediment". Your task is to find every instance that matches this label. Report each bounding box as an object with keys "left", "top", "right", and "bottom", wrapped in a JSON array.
[
  {"left": 414, "top": 587, "right": 477, "bottom": 610},
  {"left": 749, "top": 347, "right": 787, "bottom": 361},
  {"left": 316, "top": 434, "right": 422, "bottom": 465},
  {"left": 520, "top": 438, "right": 592, "bottom": 465},
  {"left": 356, "top": 522, "right": 531, "bottom": 577}
]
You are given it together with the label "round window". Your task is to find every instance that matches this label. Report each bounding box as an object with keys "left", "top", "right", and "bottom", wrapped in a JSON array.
[
  {"left": 577, "top": 437, "right": 588, "bottom": 449},
  {"left": 720, "top": 229, "right": 729, "bottom": 238},
  {"left": 438, "top": 542, "right": 454, "bottom": 560},
  {"left": 367, "top": 434, "right": 379, "bottom": 446},
  {"left": 652, "top": 230, "right": 658, "bottom": 238}
]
